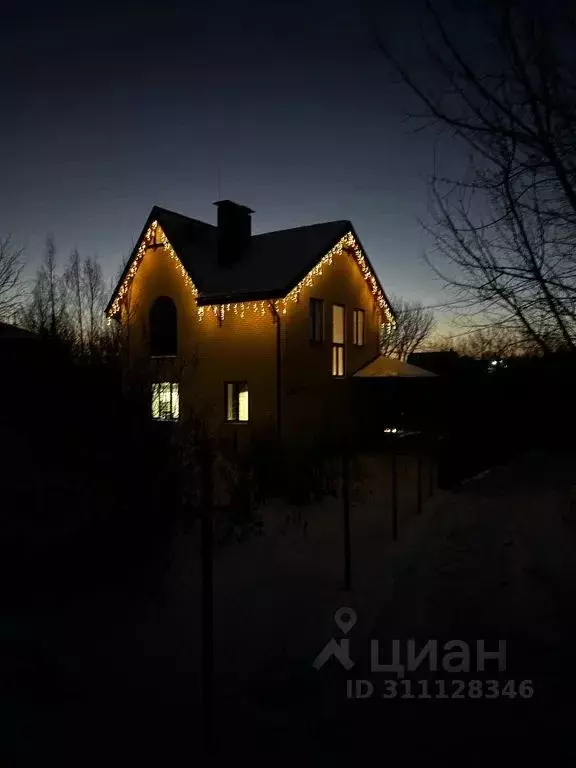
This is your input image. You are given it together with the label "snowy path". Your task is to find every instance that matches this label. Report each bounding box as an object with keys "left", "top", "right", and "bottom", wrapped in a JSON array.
[
  {"left": 5, "top": 451, "right": 576, "bottom": 764},
  {"left": 243, "top": 451, "right": 576, "bottom": 760}
]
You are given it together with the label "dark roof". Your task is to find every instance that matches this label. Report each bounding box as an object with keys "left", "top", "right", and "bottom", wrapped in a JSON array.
[
  {"left": 107, "top": 205, "right": 390, "bottom": 312},
  {"left": 0, "top": 321, "right": 38, "bottom": 341}
]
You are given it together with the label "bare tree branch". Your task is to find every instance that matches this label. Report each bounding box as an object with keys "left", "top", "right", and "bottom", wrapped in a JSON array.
[
  {"left": 380, "top": 295, "right": 435, "bottom": 359},
  {"left": 0, "top": 235, "right": 25, "bottom": 320},
  {"left": 378, "top": 0, "right": 576, "bottom": 351}
]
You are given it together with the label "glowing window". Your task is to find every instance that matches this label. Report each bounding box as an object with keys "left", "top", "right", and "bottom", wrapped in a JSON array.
[
  {"left": 332, "top": 304, "right": 345, "bottom": 377},
  {"left": 225, "top": 382, "right": 249, "bottom": 422},
  {"left": 353, "top": 309, "right": 365, "bottom": 346},
  {"left": 332, "top": 345, "right": 345, "bottom": 377},
  {"left": 332, "top": 304, "right": 345, "bottom": 344},
  {"left": 151, "top": 382, "right": 179, "bottom": 421}
]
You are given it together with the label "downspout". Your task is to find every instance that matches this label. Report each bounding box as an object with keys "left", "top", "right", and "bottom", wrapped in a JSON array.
[{"left": 269, "top": 301, "right": 282, "bottom": 444}]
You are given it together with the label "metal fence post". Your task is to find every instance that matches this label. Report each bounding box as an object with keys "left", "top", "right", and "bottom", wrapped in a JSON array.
[
  {"left": 200, "top": 437, "right": 214, "bottom": 751},
  {"left": 342, "top": 445, "right": 351, "bottom": 591},
  {"left": 417, "top": 452, "right": 423, "bottom": 515},
  {"left": 391, "top": 446, "right": 398, "bottom": 541}
]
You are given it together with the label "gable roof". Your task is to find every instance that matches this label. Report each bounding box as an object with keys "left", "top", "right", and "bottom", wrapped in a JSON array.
[{"left": 107, "top": 205, "right": 394, "bottom": 316}]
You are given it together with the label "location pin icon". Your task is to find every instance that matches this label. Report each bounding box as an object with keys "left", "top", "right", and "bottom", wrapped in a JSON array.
[{"left": 334, "top": 607, "right": 357, "bottom": 634}]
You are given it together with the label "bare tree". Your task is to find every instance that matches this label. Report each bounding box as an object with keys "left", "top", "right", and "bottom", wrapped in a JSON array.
[
  {"left": 377, "top": 0, "right": 576, "bottom": 353},
  {"left": 82, "top": 256, "right": 105, "bottom": 350},
  {"left": 0, "top": 235, "right": 25, "bottom": 321},
  {"left": 434, "top": 326, "right": 527, "bottom": 359},
  {"left": 21, "top": 236, "right": 70, "bottom": 339},
  {"left": 45, "top": 236, "right": 59, "bottom": 336},
  {"left": 380, "top": 295, "right": 435, "bottom": 359},
  {"left": 64, "top": 248, "right": 85, "bottom": 352}
]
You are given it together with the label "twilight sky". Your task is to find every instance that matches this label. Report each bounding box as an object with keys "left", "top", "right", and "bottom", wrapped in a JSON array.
[{"left": 0, "top": 0, "right": 463, "bottom": 326}]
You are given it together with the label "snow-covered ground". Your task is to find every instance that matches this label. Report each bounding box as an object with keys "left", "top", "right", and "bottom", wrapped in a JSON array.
[{"left": 5, "top": 451, "right": 576, "bottom": 763}]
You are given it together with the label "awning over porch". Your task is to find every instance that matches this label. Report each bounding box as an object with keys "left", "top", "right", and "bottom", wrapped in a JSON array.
[{"left": 353, "top": 355, "right": 438, "bottom": 378}]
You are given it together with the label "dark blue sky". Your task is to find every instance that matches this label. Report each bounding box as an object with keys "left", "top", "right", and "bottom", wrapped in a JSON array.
[{"left": 0, "top": 0, "right": 458, "bottom": 320}]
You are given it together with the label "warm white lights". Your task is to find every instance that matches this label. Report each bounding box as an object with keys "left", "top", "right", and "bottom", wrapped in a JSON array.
[
  {"left": 108, "top": 223, "right": 394, "bottom": 329},
  {"left": 108, "top": 221, "right": 199, "bottom": 319}
]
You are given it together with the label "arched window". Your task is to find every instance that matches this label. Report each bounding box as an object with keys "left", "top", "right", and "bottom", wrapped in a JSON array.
[{"left": 149, "top": 296, "right": 177, "bottom": 356}]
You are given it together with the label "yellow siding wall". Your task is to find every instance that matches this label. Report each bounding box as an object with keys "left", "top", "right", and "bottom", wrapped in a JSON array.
[
  {"left": 281, "top": 245, "right": 382, "bottom": 447},
  {"left": 121, "top": 244, "right": 277, "bottom": 444},
  {"left": 120, "top": 238, "right": 387, "bottom": 448}
]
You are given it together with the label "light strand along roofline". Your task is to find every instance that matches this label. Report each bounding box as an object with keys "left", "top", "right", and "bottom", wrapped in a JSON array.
[{"left": 107, "top": 225, "right": 395, "bottom": 327}]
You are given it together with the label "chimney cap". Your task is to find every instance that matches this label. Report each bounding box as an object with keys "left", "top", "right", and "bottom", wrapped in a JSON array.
[{"left": 213, "top": 199, "right": 254, "bottom": 214}]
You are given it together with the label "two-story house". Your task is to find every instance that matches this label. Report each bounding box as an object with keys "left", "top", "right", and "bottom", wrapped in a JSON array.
[{"left": 106, "top": 201, "right": 395, "bottom": 449}]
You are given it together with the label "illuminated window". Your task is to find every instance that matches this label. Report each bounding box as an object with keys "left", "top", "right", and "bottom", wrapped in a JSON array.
[
  {"left": 332, "top": 304, "right": 345, "bottom": 377},
  {"left": 151, "top": 382, "right": 179, "bottom": 421},
  {"left": 353, "top": 309, "right": 365, "bottom": 346},
  {"left": 332, "top": 345, "right": 345, "bottom": 377},
  {"left": 309, "top": 298, "right": 324, "bottom": 343},
  {"left": 225, "top": 382, "right": 249, "bottom": 422},
  {"left": 149, "top": 296, "right": 177, "bottom": 357}
]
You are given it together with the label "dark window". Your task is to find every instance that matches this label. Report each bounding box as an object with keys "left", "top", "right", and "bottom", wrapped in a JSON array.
[
  {"left": 353, "top": 309, "right": 365, "bottom": 346},
  {"left": 332, "top": 304, "right": 345, "bottom": 377},
  {"left": 309, "top": 298, "right": 324, "bottom": 343},
  {"left": 149, "top": 296, "right": 177, "bottom": 356},
  {"left": 225, "top": 382, "right": 249, "bottom": 422}
]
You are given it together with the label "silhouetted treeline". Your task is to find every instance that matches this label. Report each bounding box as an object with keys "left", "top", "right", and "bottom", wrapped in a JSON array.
[
  {"left": 16, "top": 236, "right": 119, "bottom": 360},
  {"left": 408, "top": 350, "right": 576, "bottom": 485}
]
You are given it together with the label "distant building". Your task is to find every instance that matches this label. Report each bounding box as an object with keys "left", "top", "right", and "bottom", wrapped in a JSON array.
[
  {"left": 408, "top": 350, "right": 460, "bottom": 377},
  {"left": 0, "top": 320, "right": 37, "bottom": 343},
  {"left": 0, "top": 321, "right": 40, "bottom": 429}
]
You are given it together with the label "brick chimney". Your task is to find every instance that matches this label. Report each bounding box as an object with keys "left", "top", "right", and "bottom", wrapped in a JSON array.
[{"left": 213, "top": 200, "right": 254, "bottom": 267}]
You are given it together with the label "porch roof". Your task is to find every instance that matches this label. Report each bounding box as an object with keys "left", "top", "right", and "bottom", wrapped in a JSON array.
[{"left": 353, "top": 356, "right": 438, "bottom": 378}]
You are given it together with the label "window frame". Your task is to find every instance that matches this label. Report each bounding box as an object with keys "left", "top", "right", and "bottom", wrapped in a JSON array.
[
  {"left": 151, "top": 381, "right": 179, "bottom": 421},
  {"left": 353, "top": 308, "right": 365, "bottom": 346},
  {"left": 332, "top": 303, "right": 345, "bottom": 377},
  {"left": 225, "top": 381, "right": 250, "bottom": 423},
  {"left": 309, "top": 297, "right": 325, "bottom": 344}
]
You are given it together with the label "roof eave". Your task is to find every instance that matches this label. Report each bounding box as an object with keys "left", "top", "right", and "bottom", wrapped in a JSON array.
[
  {"left": 105, "top": 206, "right": 161, "bottom": 315},
  {"left": 347, "top": 224, "right": 396, "bottom": 323},
  {"left": 197, "top": 287, "right": 286, "bottom": 306},
  {"left": 278, "top": 221, "right": 352, "bottom": 299}
]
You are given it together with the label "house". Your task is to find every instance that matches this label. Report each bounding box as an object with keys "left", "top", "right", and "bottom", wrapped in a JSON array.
[{"left": 106, "top": 201, "right": 397, "bottom": 450}]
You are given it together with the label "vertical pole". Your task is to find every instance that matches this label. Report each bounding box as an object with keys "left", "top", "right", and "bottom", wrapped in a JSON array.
[
  {"left": 201, "top": 438, "right": 214, "bottom": 751},
  {"left": 269, "top": 302, "right": 282, "bottom": 445},
  {"left": 342, "top": 445, "right": 351, "bottom": 591},
  {"left": 429, "top": 453, "right": 434, "bottom": 498},
  {"left": 417, "top": 452, "right": 422, "bottom": 515},
  {"left": 391, "top": 447, "right": 398, "bottom": 541}
]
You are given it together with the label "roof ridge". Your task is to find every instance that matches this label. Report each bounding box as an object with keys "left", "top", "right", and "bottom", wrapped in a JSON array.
[
  {"left": 153, "top": 206, "right": 349, "bottom": 237},
  {"left": 153, "top": 205, "right": 215, "bottom": 229},
  {"left": 253, "top": 219, "right": 351, "bottom": 238}
]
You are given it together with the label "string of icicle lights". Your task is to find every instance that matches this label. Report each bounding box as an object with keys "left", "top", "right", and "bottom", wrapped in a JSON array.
[{"left": 108, "top": 222, "right": 394, "bottom": 326}]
